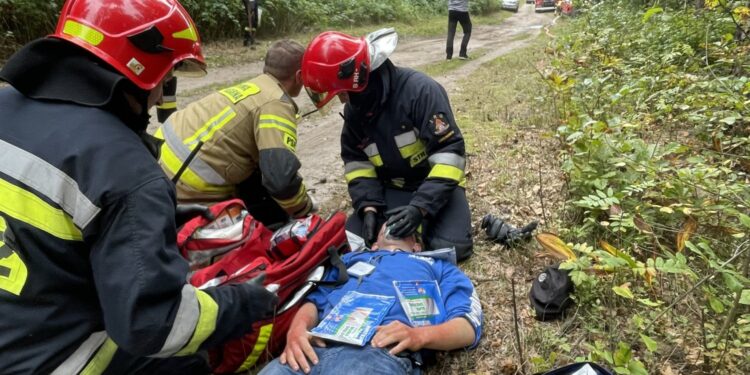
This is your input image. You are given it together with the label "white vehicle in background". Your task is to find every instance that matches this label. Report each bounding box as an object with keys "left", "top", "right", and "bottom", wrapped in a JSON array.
[{"left": 501, "top": 0, "right": 519, "bottom": 12}]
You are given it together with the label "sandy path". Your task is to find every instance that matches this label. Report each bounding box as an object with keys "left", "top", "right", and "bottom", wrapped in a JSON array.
[{"left": 153, "top": 5, "right": 554, "bottom": 206}]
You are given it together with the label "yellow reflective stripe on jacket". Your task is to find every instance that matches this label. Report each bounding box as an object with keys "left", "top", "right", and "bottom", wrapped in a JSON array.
[
  {"left": 427, "top": 164, "right": 464, "bottom": 182},
  {"left": 157, "top": 102, "right": 177, "bottom": 110},
  {"left": 0, "top": 139, "right": 100, "bottom": 229},
  {"left": 274, "top": 185, "right": 307, "bottom": 209},
  {"left": 345, "top": 169, "right": 377, "bottom": 183},
  {"left": 237, "top": 323, "right": 274, "bottom": 372},
  {"left": 0, "top": 178, "right": 82, "bottom": 241},
  {"left": 176, "top": 289, "right": 218, "bottom": 356},
  {"left": 362, "top": 143, "right": 383, "bottom": 167},
  {"left": 156, "top": 129, "right": 233, "bottom": 194},
  {"left": 79, "top": 338, "right": 117, "bottom": 375},
  {"left": 152, "top": 285, "right": 201, "bottom": 358},
  {"left": 398, "top": 141, "right": 426, "bottom": 158},
  {"left": 258, "top": 114, "right": 297, "bottom": 140},
  {"left": 259, "top": 114, "right": 297, "bottom": 129},
  {"left": 183, "top": 107, "right": 237, "bottom": 147}
]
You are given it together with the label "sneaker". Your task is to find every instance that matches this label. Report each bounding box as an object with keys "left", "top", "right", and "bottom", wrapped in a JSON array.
[{"left": 458, "top": 55, "right": 469, "bottom": 60}]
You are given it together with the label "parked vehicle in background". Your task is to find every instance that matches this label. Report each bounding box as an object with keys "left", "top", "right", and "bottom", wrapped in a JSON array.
[
  {"left": 501, "top": 0, "right": 519, "bottom": 12},
  {"left": 535, "top": 0, "right": 556, "bottom": 12}
]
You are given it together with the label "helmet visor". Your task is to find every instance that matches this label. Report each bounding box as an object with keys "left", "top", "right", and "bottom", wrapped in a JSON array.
[
  {"left": 305, "top": 86, "right": 337, "bottom": 109},
  {"left": 174, "top": 58, "right": 207, "bottom": 78}
]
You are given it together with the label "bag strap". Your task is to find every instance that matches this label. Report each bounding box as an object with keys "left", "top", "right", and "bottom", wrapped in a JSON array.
[{"left": 316, "top": 245, "right": 349, "bottom": 286}]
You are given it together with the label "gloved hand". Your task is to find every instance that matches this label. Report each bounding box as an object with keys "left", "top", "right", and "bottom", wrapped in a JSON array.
[
  {"left": 481, "top": 214, "right": 538, "bottom": 246},
  {"left": 308, "top": 192, "right": 319, "bottom": 214},
  {"left": 362, "top": 209, "right": 379, "bottom": 246},
  {"left": 236, "top": 273, "right": 279, "bottom": 322},
  {"left": 175, "top": 204, "right": 215, "bottom": 227},
  {"left": 385, "top": 205, "right": 423, "bottom": 238}
]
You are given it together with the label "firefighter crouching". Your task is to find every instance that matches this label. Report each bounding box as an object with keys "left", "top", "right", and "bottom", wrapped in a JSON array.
[
  {"left": 156, "top": 40, "right": 314, "bottom": 227},
  {"left": 0, "top": 1, "right": 278, "bottom": 373},
  {"left": 301, "top": 28, "right": 474, "bottom": 261}
]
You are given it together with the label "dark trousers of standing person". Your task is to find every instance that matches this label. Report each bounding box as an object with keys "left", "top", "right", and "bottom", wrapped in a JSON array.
[
  {"left": 242, "top": 0, "right": 259, "bottom": 46},
  {"left": 446, "top": 10, "right": 472, "bottom": 59}
]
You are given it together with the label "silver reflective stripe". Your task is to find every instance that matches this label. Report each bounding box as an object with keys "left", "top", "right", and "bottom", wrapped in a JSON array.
[
  {"left": 151, "top": 284, "right": 200, "bottom": 358},
  {"left": 394, "top": 130, "right": 417, "bottom": 147},
  {"left": 363, "top": 143, "right": 380, "bottom": 157},
  {"left": 0, "top": 139, "right": 100, "bottom": 229},
  {"left": 51, "top": 331, "right": 108, "bottom": 375},
  {"left": 161, "top": 121, "right": 227, "bottom": 186},
  {"left": 185, "top": 108, "right": 237, "bottom": 148},
  {"left": 428, "top": 153, "right": 466, "bottom": 169},
  {"left": 344, "top": 161, "right": 376, "bottom": 174},
  {"left": 162, "top": 95, "right": 176, "bottom": 102}
]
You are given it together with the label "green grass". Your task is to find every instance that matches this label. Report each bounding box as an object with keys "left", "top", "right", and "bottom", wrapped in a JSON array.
[
  {"left": 416, "top": 48, "right": 491, "bottom": 76},
  {"left": 425, "top": 33, "right": 575, "bottom": 374}
]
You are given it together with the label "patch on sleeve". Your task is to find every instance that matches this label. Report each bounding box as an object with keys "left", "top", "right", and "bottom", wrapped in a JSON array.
[{"left": 430, "top": 113, "right": 451, "bottom": 136}]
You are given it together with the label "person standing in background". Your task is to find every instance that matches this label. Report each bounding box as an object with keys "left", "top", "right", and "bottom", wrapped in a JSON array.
[
  {"left": 243, "top": 0, "right": 259, "bottom": 48},
  {"left": 446, "top": 0, "right": 472, "bottom": 60}
]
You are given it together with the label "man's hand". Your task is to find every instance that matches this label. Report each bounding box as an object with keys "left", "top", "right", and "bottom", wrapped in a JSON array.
[
  {"left": 362, "top": 208, "right": 378, "bottom": 246},
  {"left": 279, "top": 319, "right": 326, "bottom": 374},
  {"left": 384, "top": 205, "right": 423, "bottom": 238},
  {"left": 371, "top": 321, "right": 425, "bottom": 355}
]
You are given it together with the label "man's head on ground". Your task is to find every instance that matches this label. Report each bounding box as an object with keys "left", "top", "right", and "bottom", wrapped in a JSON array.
[
  {"left": 263, "top": 39, "right": 305, "bottom": 98},
  {"left": 371, "top": 224, "right": 422, "bottom": 253}
]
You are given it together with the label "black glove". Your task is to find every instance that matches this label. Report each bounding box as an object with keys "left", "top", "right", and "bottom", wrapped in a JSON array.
[
  {"left": 362, "top": 210, "right": 379, "bottom": 247},
  {"left": 385, "top": 205, "right": 423, "bottom": 238},
  {"left": 236, "top": 273, "right": 279, "bottom": 322},
  {"left": 481, "top": 214, "right": 538, "bottom": 246},
  {"left": 175, "top": 204, "right": 215, "bottom": 227}
]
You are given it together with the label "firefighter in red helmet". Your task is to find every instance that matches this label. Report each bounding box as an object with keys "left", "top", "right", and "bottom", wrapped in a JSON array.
[
  {"left": 0, "top": 0, "right": 277, "bottom": 373},
  {"left": 302, "top": 28, "right": 474, "bottom": 261}
]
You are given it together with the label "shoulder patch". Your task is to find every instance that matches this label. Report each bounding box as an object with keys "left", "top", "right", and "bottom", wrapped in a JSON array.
[
  {"left": 430, "top": 113, "right": 451, "bottom": 136},
  {"left": 219, "top": 82, "right": 261, "bottom": 104}
]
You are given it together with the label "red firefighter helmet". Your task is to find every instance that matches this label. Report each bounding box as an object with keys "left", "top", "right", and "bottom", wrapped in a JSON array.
[
  {"left": 51, "top": 0, "right": 207, "bottom": 90},
  {"left": 301, "top": 28, "right": 398, "bottom": 108}
]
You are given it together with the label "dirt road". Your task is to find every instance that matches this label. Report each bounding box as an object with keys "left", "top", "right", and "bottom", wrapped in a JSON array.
[{"left": 158, "top": 5, "right": 554, "bottom": 207}]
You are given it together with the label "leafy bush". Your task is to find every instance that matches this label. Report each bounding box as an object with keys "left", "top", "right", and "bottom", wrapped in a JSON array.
[{"left": 544, "top": 1, "right": 750, "bottom": 373}]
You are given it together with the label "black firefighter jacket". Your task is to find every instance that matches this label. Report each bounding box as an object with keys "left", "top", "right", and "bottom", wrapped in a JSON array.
[
  {"left": 0, "top": 87, "right": 265, "bottom": 374},
  {"left": 341, "top": 63, "right": 467, "bottom": 218}
]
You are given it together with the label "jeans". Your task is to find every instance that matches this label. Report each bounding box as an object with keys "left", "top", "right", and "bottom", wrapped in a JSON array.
[
  {"left": 446, "top": 10, "right": 472, "bottom": 59},
  {"left": 258, "top": 345, "right": 414, "bottom": 375}
]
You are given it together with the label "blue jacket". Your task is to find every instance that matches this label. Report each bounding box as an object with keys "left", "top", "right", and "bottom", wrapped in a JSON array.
[{"left": 306, "top": 250, "right": 483, "bottom": 348}]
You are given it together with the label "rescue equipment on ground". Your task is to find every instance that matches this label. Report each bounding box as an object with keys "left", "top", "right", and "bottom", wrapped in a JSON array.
[{"left": 178, "top": 200, "right": 349, "bottom": 373}]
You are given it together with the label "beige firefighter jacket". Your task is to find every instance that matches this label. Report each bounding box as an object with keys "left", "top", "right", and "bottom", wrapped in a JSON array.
[{"left": 155, "top": 73, "right": 312, "bottom": 217}]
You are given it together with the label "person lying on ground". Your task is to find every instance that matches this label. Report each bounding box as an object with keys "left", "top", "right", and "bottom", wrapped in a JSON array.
[{"left": 258, "top": 225, "right": 483, "bottom": 375}]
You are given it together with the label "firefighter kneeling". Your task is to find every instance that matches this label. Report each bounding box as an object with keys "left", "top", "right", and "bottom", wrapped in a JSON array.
[
  {"left": 301, "top": 28, "right": 474, "bottom": 261},
  {"left": 155, "top": 40, "right": 315, "bottom": 228}
]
